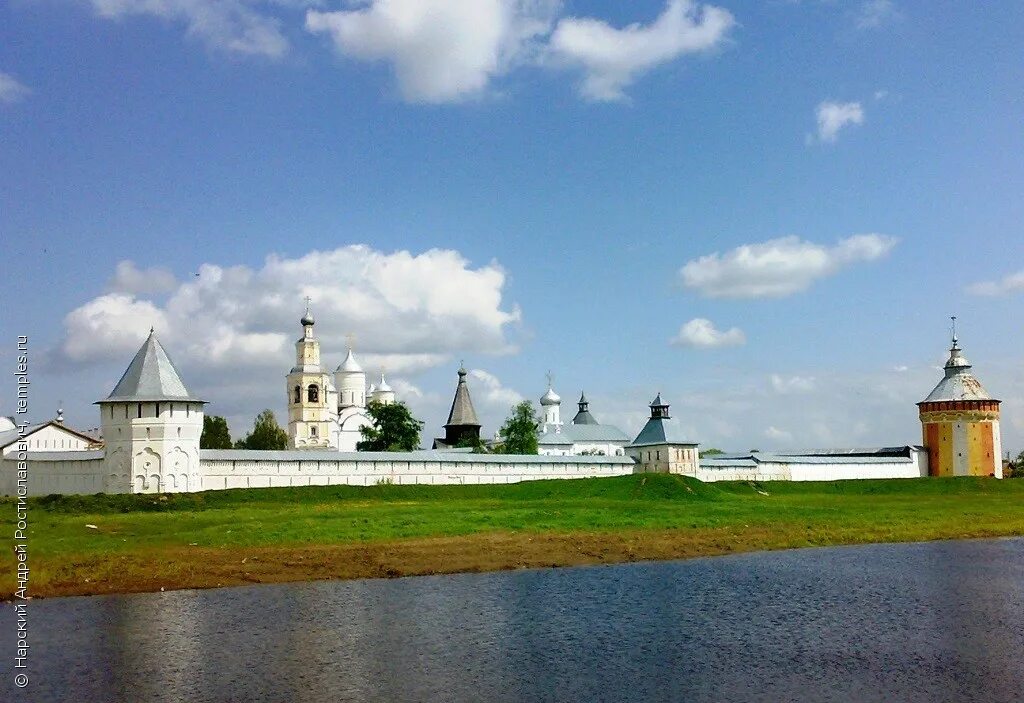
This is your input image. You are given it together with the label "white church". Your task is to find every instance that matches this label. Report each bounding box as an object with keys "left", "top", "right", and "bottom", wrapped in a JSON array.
[{"left": 285, "top": 305, "right": 398, "bottom": 452}]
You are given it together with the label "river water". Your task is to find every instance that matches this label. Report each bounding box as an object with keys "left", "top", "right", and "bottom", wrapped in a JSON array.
[{"left": 4, "top": 538, "right": 1024, "bottom": 702}]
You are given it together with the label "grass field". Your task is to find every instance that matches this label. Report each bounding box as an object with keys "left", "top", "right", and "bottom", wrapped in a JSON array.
[{"left": 3, "top": 474, "right": 1023, "bottom": 598}]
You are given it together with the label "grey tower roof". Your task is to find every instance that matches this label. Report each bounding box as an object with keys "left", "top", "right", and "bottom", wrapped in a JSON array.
[
  {"left": 97, "top": 330, "right": 205, "bottom": 404},
  {"left": 445, "top": 366, "right": 480, "bottom": 428},
  {"left": 629, "top": 395, "right": 693, "bottom": 447},
  {"left": 920, "top": 338, "right": 996, "bottom": 403},
  {"left": 572, "top": 391, "right": 598, "bottom": 425}
]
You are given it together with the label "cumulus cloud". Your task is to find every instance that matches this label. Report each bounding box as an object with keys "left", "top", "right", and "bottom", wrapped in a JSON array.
[
  {"left": 87, "top": 0, "right": 290, "bottom": 57},
  {"left": 52, "top": 245, "right": 520, "bottom": 379},
  {"left": 770, "top": 374, "right": 816, "bottom": 394},
  {"left": 679, "top": 233, "right": 898, "bottom": 299},
  {"left": 548, "top": 0, "right": 734, "bottom": 101},
  {"left": 966, "top": 270, "right": 1024, "bottom": 297},
  {"left": 469, "top": 368, "right": 524, "bottom": 410},
  {"left": 813, "top": 100, "right": 864, "bottom": 143},
  {"left": 306, "top": 0, "right": 558, "bottom": 103},
  {"left": 108, "top": 260, "right": 178, "bottom": 296},
  {"left": 671, "top": 318, "right": 746, "bottom": 349},
  {"left": 0, "top": 71, "right": 30, "bottom": 104},
  {"left": 855, "top": 0, "right": 900, "bottom": 30}
]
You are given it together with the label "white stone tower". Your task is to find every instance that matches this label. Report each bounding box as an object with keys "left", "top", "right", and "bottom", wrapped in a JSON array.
[
  {"left": 96, "top": 329, "right": 205, "bottom": 494},
  {"left": 540, "top": 372, "right": 561, "bottom": 432},
  {"left": 286, "top": 302, "right": 338, "bottom": 449},
  {"left": 335, "top": 345, "right": 367, "bottom": 410}
]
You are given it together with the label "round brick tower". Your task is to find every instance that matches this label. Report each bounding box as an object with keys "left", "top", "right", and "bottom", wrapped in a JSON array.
[{"left": 918, "top": 321, "right": 1002, "bottom": 478}]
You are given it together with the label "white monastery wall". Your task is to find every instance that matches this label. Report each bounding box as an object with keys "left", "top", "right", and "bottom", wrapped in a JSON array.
[
  {"left": 1, "top": 452, "right": 107, "bottom": 496},
  {"left": 199, "top": 452, "right": 637, "bottom": 491},
  {"left": 1, "top": 425, "right": 95, "bottom": 457}
]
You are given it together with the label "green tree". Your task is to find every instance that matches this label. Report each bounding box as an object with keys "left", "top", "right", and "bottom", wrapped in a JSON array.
[
  {"left": 699, "top": 448, "right": 725, "bottom": 458},
  {"left": 1010, "top": 450, "right": 1024, "bottom": 478},
  {"left": 357, "top": 401, "right": 424, "bottom": 452},
  {"left": 495, "top": 400, "right": 539, "bottom": 455},
  {"left": 200, "top": 415, "right": 233, "bottom": 449},
  {"left": 234, "top": 409, "right": 289, "bottom": 450}
]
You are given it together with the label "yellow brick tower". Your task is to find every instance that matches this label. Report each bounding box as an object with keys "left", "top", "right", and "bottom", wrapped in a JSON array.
[{"left": 917, "top": 319, "right": 1002, "bottom": 478}]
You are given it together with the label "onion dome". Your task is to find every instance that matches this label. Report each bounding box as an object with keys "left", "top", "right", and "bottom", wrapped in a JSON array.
[
  {"left": 540, "top": 386, "right": 561, "bottom": 406},
  {"left": 376, "top": 371, "right": 392, "bottom": 393}
]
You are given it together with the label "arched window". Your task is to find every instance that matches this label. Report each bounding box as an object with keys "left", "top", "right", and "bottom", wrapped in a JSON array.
[
  {"left": 307, "top": 384, "right": 319, "bottom": 403},
  {"left": 294, "top": 385, "right": 302, "bottom": 403}
]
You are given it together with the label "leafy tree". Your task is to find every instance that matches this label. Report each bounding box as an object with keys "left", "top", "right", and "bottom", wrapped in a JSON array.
[
  {"left": 200, "top": 415, "right": 233, "bottom": 449},
  {"left": 357, "top": 401, "right": 424, "bottom": 452},
  {"left": 1010, "top": 450, "right": 1024, "bottom": 479},
  {"left": 234, "top": 409, "right": 289, "bottom": 450},
  {"left": 495, "top": 400, "right": 539, "bottom": 455},
  {"left": 699, "top": 448, "right": 725, "bottom": 458}
]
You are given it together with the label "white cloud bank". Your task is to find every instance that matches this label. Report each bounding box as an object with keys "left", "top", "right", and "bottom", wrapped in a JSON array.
[
  {"left": 52, "top": 245, "right": 520, "bottom": 382},
  {"left": 680, "top": 234, "right": 898, "bottom": 299},
  {"left": 87, "top": 0, "right": 291, "bottom": 57},
  {"left": 671, "top": 318, "right": 745, "bottom": 349},
  {"left": 306, "top": 0, "right": 734, "bottom": 103},
  {"left": 966, "top": 270, "right": 1024, "bottom": 297},
  {"left": 770, "top": 374, "right": 816, "bottom": 394},
  {"left": 547, "top": 0, "right": 735, "bottom": 102},
  {"left": 0, "top": 71, "right": 30, "bottom": 104},
  {"left": 813, "top": 100, "right": 864, "bottom": 143}
]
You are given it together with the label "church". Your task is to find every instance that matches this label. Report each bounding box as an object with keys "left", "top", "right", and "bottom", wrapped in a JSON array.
[{"left": 285, "top": 304, "right": 398, "bottom": 452}]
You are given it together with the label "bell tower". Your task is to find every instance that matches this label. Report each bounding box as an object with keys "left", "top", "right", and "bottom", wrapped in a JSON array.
[{"left": 286, "top": 299, "right": 336, "bottom": 449}]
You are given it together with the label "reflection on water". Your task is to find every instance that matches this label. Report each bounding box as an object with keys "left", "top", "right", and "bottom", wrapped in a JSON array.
[{"left": 4, "top": 538, "right": 1024, "bottom": 702}]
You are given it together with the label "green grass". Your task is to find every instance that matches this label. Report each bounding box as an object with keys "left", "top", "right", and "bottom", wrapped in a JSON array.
[{"left": 4, "top": 474, "right": 1024, "bottom": 596}]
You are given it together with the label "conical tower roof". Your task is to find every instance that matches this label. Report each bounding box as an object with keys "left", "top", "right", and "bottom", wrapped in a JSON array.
[
  {"left": 445, "top": 366, "right": 480, "bottom": 427},
  {"left": 572, "top": 390, "right": 598, "bottom": 425},
  {"left": 921, "top": 334, "right": 996, "bottom": 403},
  {"left": 97, "top": 330, "right": 204, "bottom": 404}
]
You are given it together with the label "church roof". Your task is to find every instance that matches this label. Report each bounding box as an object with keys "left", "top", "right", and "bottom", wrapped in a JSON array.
[
  {"left": 572, "top": 391, "right": 598, "bottom": 424},
  {"left": 538, "top": 423, "right": 630, "bottom": 445},
  {"left": 97, "top": 331, "right": 205, "bottom": 404},
  {"left": 920, "top": 338, "right": 996, "bottom": 403},
  {"left": 336, "top": 348, "right": 363, "bottom": 373},
  {"left": 0, "top": 420, "right": 104, "bottom": 451},
  {"left": 445, "top": 366, "right": 480, "bottom": 428}
]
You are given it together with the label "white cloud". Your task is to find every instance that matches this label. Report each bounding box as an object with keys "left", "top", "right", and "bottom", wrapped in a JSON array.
[
  {"left": 966, "top": 271, "right": 1024, "bottom": 297},
  {"left": 306, "top": 0, "right": 558, "bottom": 103},
  {"left": 0, "top": 71, "right": 30, "bottom": 104},
  {"left": 770, "top": 374, "right": 816, "bottom": 394},
  {"left": 87, "top": 0, "right": 290, "bottom": 58},
  {"left": 548, "top": 0, "right": 734, "bottom": 101},
  {"left": 671, "top": 318, "right": 746, "bottom": 349},
  {"left": 679, "top": 233, "right": 898, "bottom": 299},
  {"left": 108, "top": 260, "right": 178, "bottom": 296},
  {"left": 813, "top": 100, "right": 864, "bottom": 143},
  {"left": 52, "top": 245, "right": 520, "bottom": 381},
  {"left": 468, "top": 368, "right": 524, "bottom": 410},
  {"left": 855, "top": 0, "right": 900, "bottom": 30}
]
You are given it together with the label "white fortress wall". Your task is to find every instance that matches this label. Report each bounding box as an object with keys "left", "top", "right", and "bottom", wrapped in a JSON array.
[
  {"left": 1, "top": 451, "right": 108, "bottom": 496},
  {"left": 199, "top": 450, "right": 637, "bottom": 491}
]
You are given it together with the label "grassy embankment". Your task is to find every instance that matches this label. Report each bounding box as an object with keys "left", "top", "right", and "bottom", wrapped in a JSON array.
[{"left": 3, "top": 474, "right": 1023, "bottom": 598}]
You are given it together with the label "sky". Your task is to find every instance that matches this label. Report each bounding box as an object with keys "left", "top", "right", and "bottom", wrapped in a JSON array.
[{"left": 1, "top": 0, "right": 1022, "bottom": 453}]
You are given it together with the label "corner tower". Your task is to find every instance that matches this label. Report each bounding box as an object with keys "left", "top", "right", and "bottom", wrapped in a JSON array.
[
  {"left": 96, "top": 329, "right": 205, "bottom": 493},
  {"left": 918, "top": 320, "right": 1002, "bottom": 477}
]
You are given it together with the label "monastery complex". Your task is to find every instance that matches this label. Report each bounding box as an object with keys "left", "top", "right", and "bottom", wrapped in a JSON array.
[{"left": 1, "top": 312, "right": 1004, "bottom": 496}]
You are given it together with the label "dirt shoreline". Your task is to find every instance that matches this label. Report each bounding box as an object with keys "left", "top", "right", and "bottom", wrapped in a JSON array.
[{"left": 9, "top": 525, "right": 1019, "bottom": 600}]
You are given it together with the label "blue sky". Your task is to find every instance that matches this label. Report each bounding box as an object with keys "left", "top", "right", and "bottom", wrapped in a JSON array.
[{"left": 1, "top": 0, "right": 1022, "bottom": 452}]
